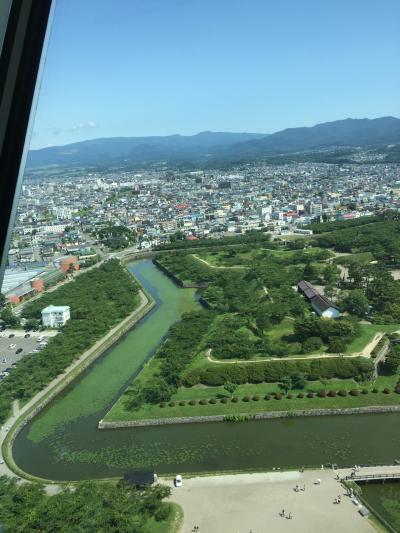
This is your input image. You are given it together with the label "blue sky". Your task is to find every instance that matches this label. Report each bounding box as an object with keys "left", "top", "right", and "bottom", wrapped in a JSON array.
[{"left": 31, "top": 0, "right": 400, "bottom": 149}]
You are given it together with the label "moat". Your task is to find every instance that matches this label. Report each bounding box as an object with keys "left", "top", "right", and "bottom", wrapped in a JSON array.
[{"left": 12, "top": 260, "right": 400, "bottom": 481}]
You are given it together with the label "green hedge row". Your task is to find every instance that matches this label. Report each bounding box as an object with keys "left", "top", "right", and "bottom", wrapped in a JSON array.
[{"left": 182, "top": 357, "right": 374, "bottom": 387}]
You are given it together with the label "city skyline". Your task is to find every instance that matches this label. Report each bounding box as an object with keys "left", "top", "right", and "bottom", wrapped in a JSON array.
[{"left": 31, "top": 0, "right": 400, "bottom": 148}]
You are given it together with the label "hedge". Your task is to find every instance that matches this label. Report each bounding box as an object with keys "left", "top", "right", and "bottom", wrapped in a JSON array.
[{"left": 182, "top": 357, "right": 373, "bottom": 387}]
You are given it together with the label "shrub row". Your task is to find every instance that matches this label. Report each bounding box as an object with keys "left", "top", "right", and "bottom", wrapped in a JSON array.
[{"left": 159, "top": 386, "right": 400, "bottom": 407}]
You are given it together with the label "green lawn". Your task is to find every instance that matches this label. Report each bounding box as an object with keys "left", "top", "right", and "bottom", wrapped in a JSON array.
[
  {"left": 333, "top": 251, "right": 374, "bottom": 267},
  {"left": 197, "top": 250, "right": 253, "bottom": 267},
  {"left": 345, "top": 324, "right": 400, "bottom": 354},
  {"left": 105, "top": 373, "right": 400, "bottom": 422},
  {"left": 265, "top": 316, "right": 294, "bottom": 341}
]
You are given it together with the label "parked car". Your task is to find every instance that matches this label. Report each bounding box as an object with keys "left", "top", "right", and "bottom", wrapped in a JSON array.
[
  {"left": 37, "top": 336, "right": 45, "bottom": 342},
  {"left": 16, "top": 348, "right": 23, "bottom": 354},
  {"left": 8, "top": 334, "right": 15, "bottom": 338},
  {"left": 8, "top": 344, "right": 16, "bottom": 349},
  {"left": 174, "top": 475, "right": 183, "bottom": 487},
  {"left": 24, "top": 333, "right": 30, "bottom": 338}
]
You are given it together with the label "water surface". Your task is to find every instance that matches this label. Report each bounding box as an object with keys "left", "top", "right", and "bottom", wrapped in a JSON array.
[{"left": 12, "top": 260, "right": 400, "bottom": 480}]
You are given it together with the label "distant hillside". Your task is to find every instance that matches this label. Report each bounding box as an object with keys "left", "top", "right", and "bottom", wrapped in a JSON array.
[
  {"left": 27, "top": 117, "right": 400, "bottom": 169},
  {"left": 228, "top": 117, "right": 400, "bottom": 157},
  {"left": 26, "top": 131, "right": 266, "bottom": 169}
]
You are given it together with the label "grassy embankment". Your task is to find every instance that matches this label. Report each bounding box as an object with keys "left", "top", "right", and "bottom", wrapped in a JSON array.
[{"left": 105, "top": 345, "right": 400, "bottom": 423}]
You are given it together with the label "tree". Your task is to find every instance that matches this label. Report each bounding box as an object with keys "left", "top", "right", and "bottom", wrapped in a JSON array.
[
  {"left": 25, "top": 319, "right": 40, "bottom": 331},
  {"left": 1, "top": 306, "right": 20, "bottom": 327},
  {"left": 341, "top": 290, "right": 369, "bottom": 317},
  {"left": 291, "top": 371, "right": 306, "bottom": 389},
  {"left": 279, "top": 376, "right": 292, "bottom": 393},
  {"left": 303, "top": 262, "right": 317, "bottom": 281},
  {"left": 324, "top": 284, "right": 338, "bottom": 301},
  {"left": 302, "top": 336, "right": 323, "bottom": 354},
  {"left": 142, "top": 378, "right": 175, "bottom": 404},
  {"left": 255, "top": 304, "right": 272, "bottom": 335},
  {"left": 384, "top": 347, "right": 400, "bottom": 374},
  {"left": 224, "top": 381, "right": 238, "bottom": 398},
  {"left": 348, "top": 264, "right": 365, "bottom": 288},
  {"left": 323, "top": 264, "right": 338, "bottom": 284},
  {"left": 125, "top": 383, "right": 143, "bottom": 410},
  {"left": 328, "top": 338, "right": 346, "bottom": 354},
  {"left": 294, "top": 315, "right": 320, "bottom": 341}
]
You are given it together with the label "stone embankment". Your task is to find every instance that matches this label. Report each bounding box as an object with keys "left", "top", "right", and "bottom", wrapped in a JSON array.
[{"left": 98, "top": 404, "right": 400, "bottom": 429}]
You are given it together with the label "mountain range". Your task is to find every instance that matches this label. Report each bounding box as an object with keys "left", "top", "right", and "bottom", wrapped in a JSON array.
[{"left": 27, "top": 116, "right": 400, "bottom": 169}]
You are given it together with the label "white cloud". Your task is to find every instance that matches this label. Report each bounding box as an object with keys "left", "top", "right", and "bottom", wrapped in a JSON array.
[
  {"left": 70, "top": 121, "right": 98, "bottom": 131},
  {"left": 45, "top": 121, "right": 99, "bottom": 136}
]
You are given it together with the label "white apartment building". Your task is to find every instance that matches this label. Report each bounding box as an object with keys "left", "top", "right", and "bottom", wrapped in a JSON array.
[{"left": 41, "top": 305, "right": 71, "bottom": 328}]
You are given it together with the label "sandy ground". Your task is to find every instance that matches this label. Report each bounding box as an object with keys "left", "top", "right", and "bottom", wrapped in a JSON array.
[{"left": 168, "top": 469, "right": 378, "bottom": 533}]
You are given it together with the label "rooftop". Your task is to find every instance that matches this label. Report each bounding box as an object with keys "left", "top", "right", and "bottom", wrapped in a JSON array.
[
  {"left": 1, "top": 268, "right": 44, "bottom": 294},
  {"left": 42, "top": 305, "right": 70, "bottom": 313}
]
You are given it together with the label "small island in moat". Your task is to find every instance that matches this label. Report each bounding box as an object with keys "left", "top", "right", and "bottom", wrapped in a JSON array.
[{"left": 103, "top": 215, "right": 400, "bottom": 426}]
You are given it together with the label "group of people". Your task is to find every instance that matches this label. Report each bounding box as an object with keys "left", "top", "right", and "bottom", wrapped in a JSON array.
[
  {"left": 294, "top": 484, "right": 306, "bottom": 492},
  {"left": 334, "top": 494, "right": 342, "bottom": 504},
  {"left": 191, "top": 526, "right": 199, "bottom": 532},
  {"left": 279, "top": 509, "right": 293, "bottom": 519}
]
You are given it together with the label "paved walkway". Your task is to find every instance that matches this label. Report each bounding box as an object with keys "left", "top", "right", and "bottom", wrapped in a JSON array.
[
  {"left": 0, "top": 289, "right": 150, "bottom": 485},
  {"left": 167, "top": 469, "right": 377, "bottom": 533}
]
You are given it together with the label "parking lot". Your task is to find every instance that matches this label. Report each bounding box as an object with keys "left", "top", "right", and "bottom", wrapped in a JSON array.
[{"left": 0, "top": 329, "right": 58, "bottom": 377}]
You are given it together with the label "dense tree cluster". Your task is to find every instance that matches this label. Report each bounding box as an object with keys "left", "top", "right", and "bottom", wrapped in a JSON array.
[
  {"left": 315, "top": 219, "right": 400, "bottom": 264},
  {"left": 0, "top": 260, "right": 139, "bottom": 423},
  {"left": 92, "top": 223, "right": 136, "bottom": 250},
  {"left": 305, "top": 215, "right": 379, "bottom": 234},
  {"left": 342, "top": 264, "right": 400, "bottom": 322},
  {"left": 0, "top": 476, "right": 171, "bottom": 533},
  {"left": 125, "top": 310, "right": 215, "bottom": 409},
  {"left": 293, "top": 315, "right": 360, "bottom": 353}
]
